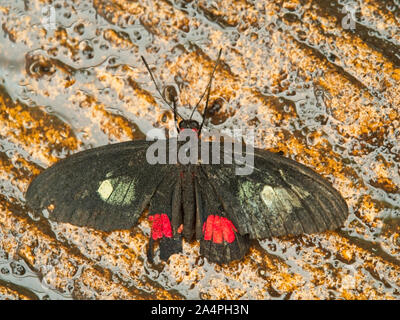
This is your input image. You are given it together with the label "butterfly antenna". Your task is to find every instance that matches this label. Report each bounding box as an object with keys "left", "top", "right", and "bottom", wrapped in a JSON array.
[
  {"left": 141, "top": 56, "right": 184, "bottom": 120},
  {"left": 189, "top": 49, "right": 222, "bottom": 121},
  {"left": 198, "top": 82, "right": 213, "bottom": 134},
  {"left": 172, "top": 99, "right": 179, "bottom": 132}
]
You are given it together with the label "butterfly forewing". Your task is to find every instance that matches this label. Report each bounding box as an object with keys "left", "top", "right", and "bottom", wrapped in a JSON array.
[
  {"left": 254, "top": 148, "right": 348, "bottom": 227},
  {"left": 26, "top": 140, "right": 172, "bottom": 231},
  {"left": 200, "top": 147, "right": 348, "bottom": 239}
]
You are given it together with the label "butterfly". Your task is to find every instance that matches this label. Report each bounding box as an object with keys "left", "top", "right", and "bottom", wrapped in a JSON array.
[{"left": 25, "top": 50, "right": 349, "bottom": 264}]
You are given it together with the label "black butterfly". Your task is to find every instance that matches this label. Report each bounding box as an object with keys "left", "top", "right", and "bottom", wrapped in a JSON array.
[{"left": 25, "top": 50, "right": 349, "bottom": 264}]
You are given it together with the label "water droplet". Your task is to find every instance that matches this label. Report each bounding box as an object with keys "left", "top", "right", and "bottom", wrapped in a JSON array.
[
  {"left": 74, "top": 23, "right": 85, "bottom": 36},
  {"left": 10, "top": 261, "right": 26, "bottom": 276},
  {"left": 163, "top": 85, "right": 178, "bottom": 104},
  {"left": 1, "top": 267, "right": 10, "bottom": 274}
]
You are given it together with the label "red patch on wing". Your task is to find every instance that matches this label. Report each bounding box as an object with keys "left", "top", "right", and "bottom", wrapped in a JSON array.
[
  {"left": 149, "top": 213, "right": 173, "bottom": 240},
  {"left": 177, "top": 224, "right": 183, "bottom": 234},
  {"left": 202, "top": 215, "right": 238, "bottom": 244}
]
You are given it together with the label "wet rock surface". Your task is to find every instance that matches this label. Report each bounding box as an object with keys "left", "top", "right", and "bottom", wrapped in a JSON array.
[{"left": 0, "top": 0, "right": 399, "bottom": 299}]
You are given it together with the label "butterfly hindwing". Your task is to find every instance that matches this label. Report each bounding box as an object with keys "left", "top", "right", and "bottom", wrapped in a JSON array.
[
  {"left": 200, "top": 147, "right": 348, "bottom": 240},
  {"left": 147, "top": 173, "right": 182, "bottom": 262},
  {"left": 195, "top": 167, "right": 250, "bottom": 264},
  {"left": 26, "top": 140, "right": 172, "bottom": 231}
]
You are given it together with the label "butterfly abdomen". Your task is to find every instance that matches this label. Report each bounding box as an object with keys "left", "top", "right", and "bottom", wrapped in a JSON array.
[{"left": 181, "top": 168, "right": 196, "bottom": 241}]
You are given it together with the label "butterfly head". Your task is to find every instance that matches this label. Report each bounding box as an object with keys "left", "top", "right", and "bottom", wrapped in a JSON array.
[{"left": 178, "top": 119, "right": 200, "bottom": 134}]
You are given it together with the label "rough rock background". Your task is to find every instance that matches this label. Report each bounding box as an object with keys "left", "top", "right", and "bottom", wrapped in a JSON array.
[{"left": 0, "top": 0, "right": 399, "bottom": 299}]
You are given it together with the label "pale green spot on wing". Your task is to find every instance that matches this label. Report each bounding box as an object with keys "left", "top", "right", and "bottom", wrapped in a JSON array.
[
  {"left": 97, "top": 176, "right": 136, "bottom": 206},
  {"left": 238, "top": 180, "right": 260, "bottom": 210},
  {"left": 98, "top": 180, "right": 113, "bottom": 200},
  {"left": 260, "top": 185, "right": 302, "bottom": 214},
  {"left": 121, "top": 178, "right": 136, "bottom": 206}
]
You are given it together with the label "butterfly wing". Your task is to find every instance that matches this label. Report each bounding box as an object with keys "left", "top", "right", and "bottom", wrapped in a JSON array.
[
  {"left": 26, "top": 140, "right": 172, "bottom": 231},
  {"left": 200, "top": 147, "right": 348, "bottom": 240},
  {"left": 194, "top": 168, "right": 250, "bottom": 264}
]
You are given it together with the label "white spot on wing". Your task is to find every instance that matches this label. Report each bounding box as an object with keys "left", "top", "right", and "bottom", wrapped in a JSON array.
[
  {"left": 260, "top": 185, "right": 277, "bottom": 208},
  {"left": 260, "top": 185, "right": 302, "bottom": 212},
  {"left": 97, "top": 179, "right": 113, "bottom": 200}
]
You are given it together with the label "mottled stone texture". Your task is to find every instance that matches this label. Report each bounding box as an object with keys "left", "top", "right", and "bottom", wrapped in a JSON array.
[{"left": 0, "top": 0, "right": 400, "bottom": 299}]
